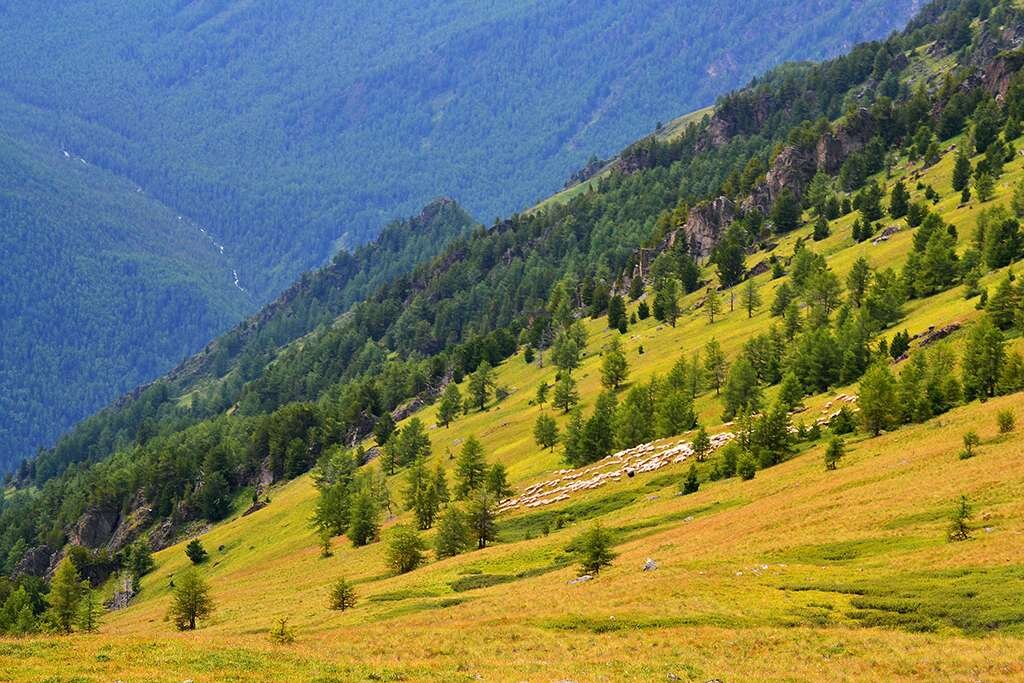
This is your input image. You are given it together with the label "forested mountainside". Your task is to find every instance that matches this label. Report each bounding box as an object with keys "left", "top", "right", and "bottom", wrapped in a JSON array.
[
  {"left": 0, "top": 131, "right": 250, "bottom": 470},
  {"left": 1, "top": 0, "right": 1018, "bottom": 579},
  {"left": 0, "top": 0, "right": 919, "bottom": 465},
  {"left": 4, "top": 3, "right": 1024, "bottom": 676}
]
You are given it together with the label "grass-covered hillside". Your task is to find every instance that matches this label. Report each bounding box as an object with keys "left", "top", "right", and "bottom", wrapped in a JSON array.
[
  {"left": 0, "top": 0, "right": 920, "bottom": 464},
  {"left": 3, "top": 1, "right": 1024, "bottom": 679}
]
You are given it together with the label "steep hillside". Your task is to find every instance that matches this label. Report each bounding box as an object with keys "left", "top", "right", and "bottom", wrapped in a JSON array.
[
  {"left": 0, "top": 0, "right": 920, "bottom": 462},
  {"left": 3, "top": 1, "right": 1024, "bottom": 678},
  {"left": 0, "top": 131, "right": 250, "bottom": 469}
]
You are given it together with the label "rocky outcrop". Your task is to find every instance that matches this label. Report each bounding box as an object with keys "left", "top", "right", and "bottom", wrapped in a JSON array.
[
  {"left": 983, "top": 49, "right": 1024, "bottom": 100},
  {"left": 676, "top": 197, "right": 736, "bottom": 258},
  {"left": 69, "top": 506, "right": 120, "bottom": 549},
  {"left": 764, "top": 145, "right": 817, "bottom": 202},
  {"left": 816, "top": 108, "right": 876, "bottom": 174},
  {"left": 106, "top": 491, "right": 153, "bottom": 553},
  {"left": 13, "top": 545, "right": 53, "bottom": 577}
]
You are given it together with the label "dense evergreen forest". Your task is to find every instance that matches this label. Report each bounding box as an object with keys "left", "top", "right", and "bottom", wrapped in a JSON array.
[
  {"left": 0, "top": 133, "right": 250, "bottom": 470},
  {"left": 0, "top": 0, "right": 918, "bottom": 465},
  {"left": 3, "top": 1, "right": 1022, "bottom": 625}
]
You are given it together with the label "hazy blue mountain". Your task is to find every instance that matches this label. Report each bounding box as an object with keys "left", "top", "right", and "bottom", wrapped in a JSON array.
[{"left": 0, "top": 0, "right": 919, "bottom": 466}]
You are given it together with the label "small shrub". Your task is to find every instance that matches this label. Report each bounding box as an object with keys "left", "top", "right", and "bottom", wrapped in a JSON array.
[
  {"left": 736, "top": 453, "right": 757, "bottom": 481},
  {"left": 997, "top": 410, "right": 1015, "bottom": 434},
  {"left": 385, "top": 525, "right": 426, "bottom": 574},
  {"left": 185, "top": 539, "right": 208, "bottom": 565},
  {"left": 824, "top": 437, "right": 845, "bottom": 471},
  {"left": 680, "top": 463, "right": 699, "bottom": 495},
  {"left": 329, "top": 578, "right": 357, "bottom": 611},
  {"left": 268, "top": 617, "right": 296, "bottom": 644},
  {"left": 947, "top": 495, "right": 973, "bottom": 542},
  {"left": 959, "top": 431, "right": 981, "bottom": 460},
  {"left": 571, "top": 524, "right": 617, "bottom": 576}
]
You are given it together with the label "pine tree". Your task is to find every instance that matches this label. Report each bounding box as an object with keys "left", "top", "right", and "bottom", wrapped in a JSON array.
[
  {"left": 455, "top": 436, "right": 487, "bottom": 498},
  {"left": 771, "top": 188, "right": 802, "bottom": 232},
  {"left": 812, "top": 214, "right": 830, "bottom": 241},
  {"left": 75, "top": 588, "right": 102, "bottom": 633},
  {"left": 573, "top": 524, "right": 617, "bottom": 575},
  {"left": 952, "top": 148, "right": 971, "bottom": 193},
  {"left": 858, "top": 363, "right": 898, "bottom": 436},
  {"left": 386, "top": 525, "right": 426, "bottom": 574},
  {"left": 46, "top": 557, "right": 84, "bottom": 633},
  {"left": 947, "top": 495, "right": 973, "bottom": 542},
  {"left": 607, "top": 294, "right": 627, "bottom": 330},
  {"left": 1012, "top": 178, "right": 1024, "bottom": 217},
  {"left": 562, "top": 408, "right": 587, "bottom": 467},
  {"left": 962, "top": 316, "right": 1005, "bottom": 400},
  {"left": 975, "top": 172, "right": 995, "bottom": 202},
  {"left": 533, "top": 413, "right": 559, "bottom": 450},
  {"left": 185, "top": 539, "right": 208, "bottom": 564},
  {"left": 846, "top": 256, "right": 872, "bottom": 307},
  {"left": 168, "top": 570, "right": 214, "bottom": 631},
  {"left": 705, "top": 287, "right": 722, "bottom": 323},
  {"left": 824, "top": 437, "right": 845, "bottom": 470},
  {"left": 778, "top": 371, "right": 805, "bottom": 410},
  {"left": 552, "top": 373, "right": 579, "bottom": 413},
  {"left": 437, "top": 382, "right": 462, "bottom": 427},
  {"left": 655, "top": 389, "right": 696, "bottom": 439},
  {"left": 485, "top": 463, "right": 513, "bottom": 499},
  {"left": 466, "top": 488, "right": 497, "bottom": 549},
  {"left": 691, "top": 425, "right": 711, "bottom": 462},
  {"left": 741, "top": 279, "right": 762, "bottom": 318},
  {"left": 347, "top": 488, "right": 380, "bottom": 547},
  {"left": 467, "top": 361, "right": 495, "bottom": 411},
  {"left": 434, "top": 505, "right": 470, "bottom": 559},
  {"left": 373, "top": 412, "right": 396, "bottom": 447},
  {"left": 600, "top": 337, "right": 629, "bottom": 390},
  {"left": 704, "top": 339, "right": 728, "bottom": 395},
  {"left": 637, "top": 300, "right": 650, "bottom": 319},
  {"left": 535, "top": 380, "right": 549, "bottom": 406},
  {"left": 655, "top": 278, "right": 680, "bottom": 327},
  {"left": 681, "top": 463, "right": 700, "bottom": 495},
  {"left": 889, "top": 179, "right": 909, "bottom": 218},
  {"left": 722, "top": 357, "right": 762, "bottom": 421}
]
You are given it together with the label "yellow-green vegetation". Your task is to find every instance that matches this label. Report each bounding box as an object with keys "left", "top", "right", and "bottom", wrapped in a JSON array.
[{"left": 4, "top": 132, "right": 1024, "bottom": 680}]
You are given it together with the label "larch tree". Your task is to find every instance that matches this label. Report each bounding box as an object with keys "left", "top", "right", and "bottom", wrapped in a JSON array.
[{"left": 168, "top": 570, "right": 215, "bottom": 631}]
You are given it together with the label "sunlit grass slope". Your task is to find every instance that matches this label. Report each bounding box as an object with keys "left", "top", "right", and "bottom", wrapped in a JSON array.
[{"left": 3, "top": 135, "right": 1024, "bottom": 682}]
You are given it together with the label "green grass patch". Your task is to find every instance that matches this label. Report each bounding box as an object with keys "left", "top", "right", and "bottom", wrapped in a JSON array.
[
  {"left": 772, "top": 536, "right": 934, "bottom": 564},
  {"left": 782, "top": 566, "right": 1024, "bottom": 635},
  {"left": 367, "top": 588, "right": 441, "bottom": 603},
  {"left": 539, "top": 612, "right": 745, "bottom": 633}
]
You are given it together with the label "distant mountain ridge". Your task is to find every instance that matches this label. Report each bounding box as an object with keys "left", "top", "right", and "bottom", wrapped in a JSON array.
[{"left": 0, "top": 0, "right": 919, "bottom": 465}]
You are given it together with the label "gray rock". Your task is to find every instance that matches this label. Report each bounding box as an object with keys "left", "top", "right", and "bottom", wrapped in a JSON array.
[{"left": 643, "top": 558, "right": 658, "bottom": 572}]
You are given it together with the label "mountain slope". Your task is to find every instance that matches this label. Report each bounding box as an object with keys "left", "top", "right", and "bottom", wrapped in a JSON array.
[
  {"left": 0, "top": 131, "right": 250, "bottom": 467},
  {"left": 0, "top": 0, "right": 920, "bottom": 462},
  {"left": 3, "top": 1, "right": 1024, "bottom": 677}
]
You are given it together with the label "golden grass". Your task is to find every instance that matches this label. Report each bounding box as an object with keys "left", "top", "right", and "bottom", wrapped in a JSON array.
[{"left": 3, "top": 136, "right": 1024, "bottom": 682}]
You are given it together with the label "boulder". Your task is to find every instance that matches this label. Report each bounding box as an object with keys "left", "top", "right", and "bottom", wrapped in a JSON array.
[{"left": 643, "top": 558, "right": 658, "bottom": 572}]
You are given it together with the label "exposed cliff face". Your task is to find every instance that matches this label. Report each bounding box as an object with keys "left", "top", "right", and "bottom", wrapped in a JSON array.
[
  {"left": 677, "top": 197, "right": 737, "bottom": 258},
  {"left": 69, "top": 506, "right": 120, "bottom": 549}
]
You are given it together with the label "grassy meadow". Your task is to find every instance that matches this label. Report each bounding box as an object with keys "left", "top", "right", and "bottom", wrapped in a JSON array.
[{"left": 3, "top": 132, "right": 1024, "bottom": 682}]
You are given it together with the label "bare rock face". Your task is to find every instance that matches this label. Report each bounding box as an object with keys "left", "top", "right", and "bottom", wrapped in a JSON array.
[
  {"left": 13, "top": 545, "right": 53, "bottom": 577},
  {"left": 765, "top": 145, "right": 817, "bottom": 202},
  {"left": 69, "top": 506, "right": 120, "bottom": 549},
  {"left": 984, "top": 50, "right": 1024, "bottom": 100},
  {"left": 678, "top": 196, "right": 736, "bottom": 258},
  {"left": 106, "top": 491, "right": 152, "bottom": 554}
]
